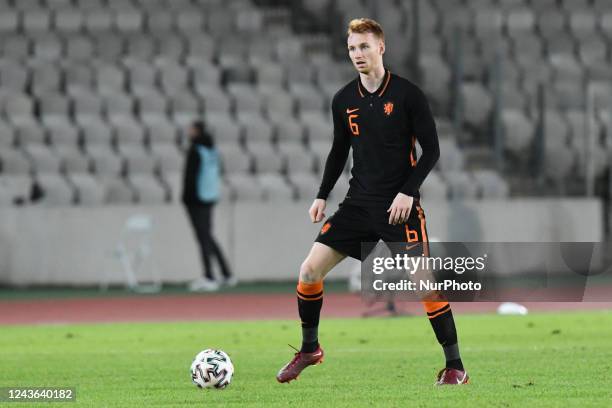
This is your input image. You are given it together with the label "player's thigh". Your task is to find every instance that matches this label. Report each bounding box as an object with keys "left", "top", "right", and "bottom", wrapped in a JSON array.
[{"left": 300, "top": 242, "right": 346, "bottom": 282}]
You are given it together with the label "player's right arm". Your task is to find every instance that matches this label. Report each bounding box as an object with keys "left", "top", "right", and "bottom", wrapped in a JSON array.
[{"left": 312, "top": 95, "right": 351, "bottom": 222}]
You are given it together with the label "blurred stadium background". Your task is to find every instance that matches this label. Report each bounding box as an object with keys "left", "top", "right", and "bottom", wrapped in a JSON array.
[{"left": 0, "top": 0, "right": 609, "bottom": 288}]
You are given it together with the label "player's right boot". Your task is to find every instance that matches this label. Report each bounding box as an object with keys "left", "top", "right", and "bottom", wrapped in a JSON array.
[
  {"left": 434, "top": 368, "right": 469, "bottom": 385},
  {"left": 276, "top": 346, "right": 324, "bottom": 383}
]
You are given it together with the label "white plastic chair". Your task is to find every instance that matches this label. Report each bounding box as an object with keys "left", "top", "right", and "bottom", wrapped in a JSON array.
[{"left": 102, "top": 214, "right": 161, "bottom": 293}]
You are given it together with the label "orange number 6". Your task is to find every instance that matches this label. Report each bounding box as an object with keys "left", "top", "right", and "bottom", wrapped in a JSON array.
[{"left": 348, "top": 114, "right": 359, "bottom": 136}]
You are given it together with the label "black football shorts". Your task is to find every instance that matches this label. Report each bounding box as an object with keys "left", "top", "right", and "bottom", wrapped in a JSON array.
[{"left": 315, "top": 200, "right": 430, "bottom": 260}]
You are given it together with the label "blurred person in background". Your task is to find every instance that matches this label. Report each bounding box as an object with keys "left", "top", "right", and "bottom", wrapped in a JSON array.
[{"left": 182, "top": 120, "right": 235, "bottom": 292}]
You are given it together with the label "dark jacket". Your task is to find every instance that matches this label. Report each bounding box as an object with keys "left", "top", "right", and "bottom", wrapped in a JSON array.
[{"left": 182, "top": 132, "right": 220, "bottom": 205}]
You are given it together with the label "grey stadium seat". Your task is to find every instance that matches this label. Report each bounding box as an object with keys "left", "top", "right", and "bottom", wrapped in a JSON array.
[
  {"left": 88, "top": 145, "right": 124, "bottom": 176},
  {"left": 569, "top": 11, "right": 597, "bottom": 39},
  {"left": 145, "top": 117, "right": 177, "bottom": 145},
  {"left": 1, "top": 35, "right": 31, "bottom": 61},
  {"left": 114, "top": 8, "right": 144, "bottom": 32},
  {"left": 130, "top": 174, "right": 167, "bottom": 204},
  {"left": 169, "top": 92, "right": 201, "bottom": 125},
  {"left": 35, "top": 174, "right": 75, "bottom": 206},
  {"left": 419, "top": 171, "right": 447, "bottom": 200},
  {"left": 102, "top": 177, "right": 136, "bottom": 204},
  {"left": 65, "top": 36, "right": 95, "bottom": 61},
  {"left": 56, "top": 144, "right": 91, "bottom": 174},
  {"left": 69, "top": 173, "right": 104, "bottom": 205},
  {"left": 15, "top": 122, "right": 46, "bottom": 146},
  {"left": 198, "top": 85, "right": 231, "bottom": 113},
  {"left": 217, "top": 144, "right": 252, "bottom": 174},
  {"left": 159, "top": 62, "right": 190, "bottom": 94},
  {"left": 437, "top": 139, "right": 465, "bottom": 172},
  {"left": 112, "top": 117, "right": 145, "bottom": 146},
  {"left": 261, "top": 87, "right": 294, "bottom": 119},
  {"left": 471, "top": 170, "right": 510, "bottom": 198},
  {"left": 255, "top": 64, "right": 285, "bottom": 88},
  {"left": 272, "top": 118, "right": 304, "bottom": 144},
  {"left": 3, "top": 93, "right": 35, "bottom": 125},
  {"left": 162, "top": 170, "right": 183, "bottom": 203},
  {"left": 248, "top": 142, "right": 285, "bottom": 173},
  {"left": 151, "top": 143, "right": 183, "bottom": 173},
  {"left": 64, "top": 65, "right": 94, "bottom": 92},
  {"left": 0, "top": 63, "right": 29, "bottom": 93},
  {"left": 228, "top": 84, "right": 263, "bottom": 113},
  {"left": 206, "top": 113, "right": 242, "bottom": 145},
  {"left": 460, "top": 83, "right": 493, "bottom": 128},
  {"left": 544, "top": 144, "right": 575, "bottom": 181},
  {"left": 23, "top": 144, "right": 63, "bottom": 174},
  {"left": 0, "top": 174, "right": 32, "bottom": 206},
  {"left": 225, "top": 173, "right": 264, "bottom": 201},
  {"left": 502, "top": 109, "right": 535, "bottom": 153},
  {"left": 23, "top": 9, "right": 51, "bottom": 34},
  {"left": 302, "top": 112, "right": 332, "bottom": 143},
  {"left": 290, "top": 84, "right": 326, "bottom": 113},
  {"left": 279, "top": 141, "right": 315, "bottom": 174},
  {"left": 55, "top": 8, "right": 84, "bottom": 32},
  {"left": 258, "top": 173, "right": 294, "bottom": 201},
  {"left": 0, "top": 10, "right": 19, "bottom": 33},
  {"left": 103, "top": 93, "right": 135, "bottom": 121},
  {"left": 119, "top": 145, "right": 158, "bottom": 175},
  {"left": 238, "top": 112, "right": 273, "bottom": 144},
  {"left": 79, "top": 116, "right": 113, "bottom": 147},
  {"left": 289, "top": 172, "right": 319, "bottom": 200},
  {"left": 38, "top": 93, "right": 71, "bottom": 124},
  {"left": 94, "top": 33, "right": 124, "bottom": 61},
  {"left": 444, "top": 171, "right": 479, "bottom": 200},
  {"left": 0, "top": 150, "right": 31, "bottom": 174},
  {"left": 33, "top": 35, "right": 64, "bottom": 61},
  {"left": 0, "top": 120, "right": 15, "bottom": 148},
  {"left": 46, "top": 119, "right": 80, "bottom": 146},
  {"left": 96, "top": 65, "right": 126, "bottom": 95}
]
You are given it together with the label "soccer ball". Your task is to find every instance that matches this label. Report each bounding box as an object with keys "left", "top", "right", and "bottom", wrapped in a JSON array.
[{"left": 190, "top": 349, "right": 234, "bottom": 389}]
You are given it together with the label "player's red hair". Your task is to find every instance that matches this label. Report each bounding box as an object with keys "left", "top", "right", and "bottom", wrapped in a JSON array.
[{"left": 347, "top": 18, "right": 385, "bottom": 41}]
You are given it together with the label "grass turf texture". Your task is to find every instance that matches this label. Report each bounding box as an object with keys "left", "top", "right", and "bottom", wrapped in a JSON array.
[{"left": 1, "top": 311, "right": 611, "bottom": 407}]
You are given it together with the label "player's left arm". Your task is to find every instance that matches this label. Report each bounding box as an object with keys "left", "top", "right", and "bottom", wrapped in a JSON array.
[{"left": 388, "top": 86, "right": 440, "bottom": 225}]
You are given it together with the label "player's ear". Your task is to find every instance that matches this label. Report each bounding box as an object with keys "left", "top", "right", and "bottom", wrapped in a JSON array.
[{"left": 379, "top": 40, "right": 385, "bottom": 55}]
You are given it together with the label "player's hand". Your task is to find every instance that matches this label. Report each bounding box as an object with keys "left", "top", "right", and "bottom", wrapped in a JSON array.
[
  {"left": 387, "top": 193, "right": 414, "bottom": 225},
  {"left": 309, "top": 199, "right": 327, "bottom": 223}
]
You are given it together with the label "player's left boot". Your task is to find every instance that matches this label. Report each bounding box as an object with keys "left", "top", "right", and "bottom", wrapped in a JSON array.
[{"left": 434, "top": 368, "right": 469, "bottom": 385}]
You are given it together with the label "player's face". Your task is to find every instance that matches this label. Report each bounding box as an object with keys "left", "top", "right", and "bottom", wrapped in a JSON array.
[{"left": 347, "top": 32, "right": 384, "bottom": 74}]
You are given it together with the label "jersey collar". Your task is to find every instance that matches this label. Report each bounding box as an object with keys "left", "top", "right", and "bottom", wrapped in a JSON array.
[{"left": 357, "top": 69, "right": 391, "bottom": 98}]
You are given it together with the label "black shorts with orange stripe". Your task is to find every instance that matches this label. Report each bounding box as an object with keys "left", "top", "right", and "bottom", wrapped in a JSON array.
[{"left": 314, "top": 200, "right": 429, "bottom": 261}]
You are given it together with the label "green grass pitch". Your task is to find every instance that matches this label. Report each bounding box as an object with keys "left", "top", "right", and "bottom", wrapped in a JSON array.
[{"left": 1, "top": 311, "right": 611, "bottom": 407}]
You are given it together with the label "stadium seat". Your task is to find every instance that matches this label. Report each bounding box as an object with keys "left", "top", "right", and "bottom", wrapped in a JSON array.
[
  {"left": 289, "top": 172, "right": 319, "bottom": 200},
  {"left": 1, "top": 35, "right": 31, "bottom": 61},
  {"left": 279, "top": 142, "right": 315, "bottom": 174},
  {"left": 0, "top": 120, "right": 15, "bottom": 148},
  {"left": 206, "top": 113, "right": 242, "bottom": 145},
  {"left": 577, "top": 35, "right": 607, "bottom": 65},
  {"left": 55, "top": 8, "right": 84, "bottom": 32},
  {"left": 419, "top": 170, "right": 448, "bottom": 201},
  {"left": 88, "top": 146, "right": 124, "bottom": 176},
  {"left": 156, "top": 34, "right": 186, "bottom": 60},
  {"left": 0, "top": 10, "right": 19, "bottom": 33},
  {"left": 104, "top": 93, "right": 135, "bottom": 121},
  {"left": 198, "top": 85, "right": 231, "bottom": 113},
  {"left": 0, "top": 63, "right": 29, "bottom": 93},
  {"left": 15, "top": 122, "right": 46, "bottom": 146},
  {"left": 151, "top": 143, "right": 183, "bottom": 173},
  {"left": 444, "top": 171, "right": 479, "bottom": 199},
  {"left": 290, "top": 84, "right": 326, "bottom": 113},
  {"left": 35, "top": 173, "right": 75, "bottom": 206},
  {"left": 271, "top": 118, "right": 304, "bottom": 145},
  {"left": 68, "top": 172, "right": 104, "bottom": 205},
  {"left": 229, "top": 84, "right": 263, "bottom": 113},
  {"left": 217, "top": 144, "right": 252, "bottom": 174},
  {"left": 38, "top": 93, "right": 72, "bottom": 124},
  {"left": 147, "top": 9, "right": 174, "bottom": 32},
  {"left": 23, "top": 9, "right": 51, "bottom": 34},
  {"left": 115, "top": 8, "right": 144, "bottom": 32},
  {"left": 85, "top": 9, "right": 113, "bottom": 32},
  {"left": 96, "top": 65, "right": 127, "bottom": 95},
  {"left": 33, "top": 34, "right": 64, "bottom": 61},
  {"left": 159, "top": 62, "right": 190, "bottom": 94},
  {"left": 258, "top": 173, "right": 294, "bottom": 201},
  {"left": 65, "top": 36, "right": 95, "bottom": 61},
  {"left": 238, "top": 112, "right": 273, "bottom": 144},
  {"left": 502, "top": 109, "right": 535, "bottom": 153},
  {"left": 437, "top": 139, "right": 465, "bottom": 172},
  {"left": 301, "top": 112, "right": 332, "bottom": 143},
  {"left": 460, "top": 83, "right": 493, "bottom": 128},
  {"left": 505, "top": 7, "right": 536, "bottom": 37},
  {"left": 112, "top": 116, "right": 145, "bottom": 147},
  {"left": 3, "top": 93, "right": 35, "bottom": 125},
  {"left": 23, "top": 144, "right": 63, "bottom": 174},
  {"left": 162, "top": 170, "right": 183, "bottom": 203},
  {"left": 102, "top": 177, "right": 136, "bottom": 204},
  {"left": 255, "top": 64, "right": 285, "bottom": 88},
  {"left": 248, "top": 142, "right": 285, "bottom": 173},
  {"left": 0, "top": 150, "right": 31, "bottom": 174},
  {"left": 79, "top": 116, "right": 113, "bottom": 147},
  {"left": 130, "top": 174, "right": 167, "bottom": 204},
  {"left": 543, "top": 144, "right": 575, "bottom": 181},
  {"left": 169, "top": 92, "right": 201, "bottom": 125},
  {"left": 56, "top": 144, "right": 91, "bottom": 174},
  {"left": 472, "top": 170, "right": 510, "bottom": 198},
  {"left": 225, "top": 173, "right": 263, "bottom": 201},
  {"left": 177, "top": 7, "right": 206, "bottom": 33}
]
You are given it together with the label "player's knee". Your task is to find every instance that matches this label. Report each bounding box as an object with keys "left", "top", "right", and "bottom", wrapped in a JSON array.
[{"left": 299, "top": 261, "right": 323, "bottom": 283}]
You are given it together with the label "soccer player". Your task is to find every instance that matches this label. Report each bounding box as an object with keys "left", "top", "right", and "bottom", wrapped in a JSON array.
[{"left": 276, "top": 18, "right": 468, "bottom": 385}]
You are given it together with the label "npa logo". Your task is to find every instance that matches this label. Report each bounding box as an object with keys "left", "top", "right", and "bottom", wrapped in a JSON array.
[
  {"left": 383, "top": 101, "right": 394, "bottom": 116},
  {"left": 320, "top": 222, "right": 332, "bottom": 234}
]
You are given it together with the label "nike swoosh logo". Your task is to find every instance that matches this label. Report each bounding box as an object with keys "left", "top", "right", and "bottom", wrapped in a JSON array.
[
  {"left": 346, "top": 108, "right": 359, "bottom": 114},
  {"left": 457, "top": 373, "right": 467, "bottom": 384},
  {"left": 405, "top": 243, "right": 419, "bottom": 251}
]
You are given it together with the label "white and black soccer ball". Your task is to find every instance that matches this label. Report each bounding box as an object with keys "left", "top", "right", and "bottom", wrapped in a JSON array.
[{"left": 190, "top": 349, "right": 234, "bottom": 389}]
